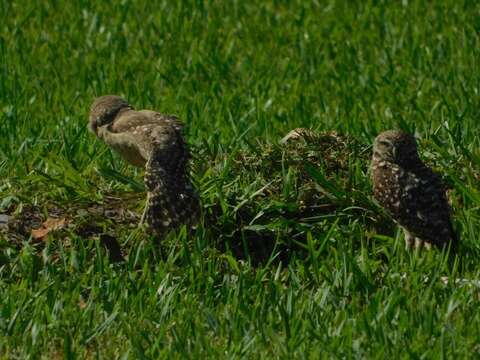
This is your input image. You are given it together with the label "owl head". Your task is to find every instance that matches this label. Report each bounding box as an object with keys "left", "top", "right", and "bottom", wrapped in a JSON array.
[
  {"left": 88, "top": 95, "right": 132, "bottom": 134},
  {"left": 373, "top": 130, "right": 420, "bottom": 165}
]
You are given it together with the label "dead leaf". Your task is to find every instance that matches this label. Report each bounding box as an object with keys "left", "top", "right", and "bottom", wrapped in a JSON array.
[
  {"left": 31, "top": 227, "right": 50, "bottom": 239},
  {"left": 31, "top": 217, "right": 66, "bottom": 240},
  {"left": 43, "top": 217, "right": 66, "bottom": 229}
]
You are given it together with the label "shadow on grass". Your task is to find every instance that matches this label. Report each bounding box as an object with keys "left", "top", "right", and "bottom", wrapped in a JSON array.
[{"left": 3, "top": 131, "right": 471, "bottom": 270}]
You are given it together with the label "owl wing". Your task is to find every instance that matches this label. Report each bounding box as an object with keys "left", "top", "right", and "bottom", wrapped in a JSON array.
[
  {"left": 111, "top": 110, "right": 184, "bottom": 134},
  {"left": 399, "top": 168, "right": 456, "bottom": 248},
  {"left": 140, "top": 123, "right": 199, "bottom": 235}
]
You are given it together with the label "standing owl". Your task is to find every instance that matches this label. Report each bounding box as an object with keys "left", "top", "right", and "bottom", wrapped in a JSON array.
[
  {"left": 88, "top": 95, "right": 199, "bottom": 236},
  {"left": 371, "top": 130, "right": 456, "bottom": 251}
]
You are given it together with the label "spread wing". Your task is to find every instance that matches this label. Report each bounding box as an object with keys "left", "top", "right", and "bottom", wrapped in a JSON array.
[
  {"left": 99, "top": 109, "right": 199, "bottom": 235},
  {"left": 141, "top": 123, "right": 199, "bottom": 235}
]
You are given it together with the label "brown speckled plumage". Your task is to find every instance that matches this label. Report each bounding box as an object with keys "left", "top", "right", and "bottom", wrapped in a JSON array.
[
  {"left": 371, "top": 130, "right": 456, "bottom": 251},
  {"left": 89, "top": 95, "right": 199, "bottom": 236}
]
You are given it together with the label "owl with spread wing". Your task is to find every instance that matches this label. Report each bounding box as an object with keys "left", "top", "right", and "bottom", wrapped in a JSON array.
[{"left": 88, "top": 95, "right": 199, "bottom": 236}]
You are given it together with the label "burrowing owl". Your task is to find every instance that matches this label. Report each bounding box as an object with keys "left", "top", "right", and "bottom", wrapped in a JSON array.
[
  {"left": 88, "top": 95, "right": 199, "bottom": 236},
  {"left": 371, "top": 130, "right": 456, "bottom": 251}
]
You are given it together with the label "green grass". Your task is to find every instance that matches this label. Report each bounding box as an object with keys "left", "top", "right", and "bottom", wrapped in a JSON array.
[{"left": 1, "top": 0, "right": 480, "bottom": 357}]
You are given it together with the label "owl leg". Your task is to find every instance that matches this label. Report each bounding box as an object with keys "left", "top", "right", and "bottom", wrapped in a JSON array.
[
  {"left": 413, "top": 238, "right": 432, "bottom": 250},
  {"left": 139, "top": 193, "right": 151, "bottom": 226},
  {"left": 403, "top": 228, "right": 415, "bottom": 250},
  {"left": 414, "top": 237, "right": 424, "bottom": 250}
]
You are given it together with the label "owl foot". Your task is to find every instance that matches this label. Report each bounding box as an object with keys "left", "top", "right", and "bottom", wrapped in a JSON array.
[
  {"left": 414, "top": 238, "right": 432, "bottom": 251},
  {"left": 404, "top": 229, "right": 432, "bottom": 251}
]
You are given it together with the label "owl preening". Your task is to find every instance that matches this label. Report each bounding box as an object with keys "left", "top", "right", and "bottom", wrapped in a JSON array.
[
  {"left": 371, "top": 130, "right": 456, "bottom": 251},
  {"left": 88, "top": 95, "right": 199, "bottom": 236}
]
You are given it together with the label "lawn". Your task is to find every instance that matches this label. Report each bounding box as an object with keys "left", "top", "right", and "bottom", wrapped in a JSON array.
[{"left": 1, "top": 0, "right": 480, "bottom": 358}]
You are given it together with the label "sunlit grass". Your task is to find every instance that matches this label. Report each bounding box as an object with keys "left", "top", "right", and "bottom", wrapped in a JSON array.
[{"left": 1, "top": 0, "right": 480, "bottom": 357}]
